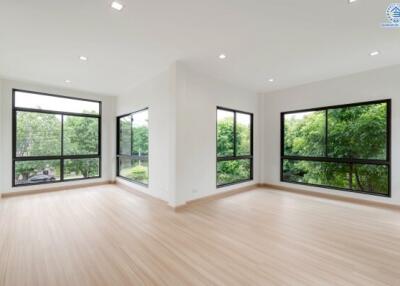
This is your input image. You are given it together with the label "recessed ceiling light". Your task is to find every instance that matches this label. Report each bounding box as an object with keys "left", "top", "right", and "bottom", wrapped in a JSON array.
[
  {"left": 268, "top": 78, "right": 275, "bottom": 82},
  {"left": 79, "top": 56, "right": 88, "bottom": 61},
  {"left": 348, "top": 0, "right": 357, "bottom": 3},
  {"left": 370, "top": 51, "right": 380, "bottom": 56},
  {"left": 65, "top": 80, "right": 71, "bottom": 84},
  {"left": 111, "top": 1, "right": 123, "bottom": 11},
  {"left": 219, "top": 54, "right": 227, "bottom": 59}
]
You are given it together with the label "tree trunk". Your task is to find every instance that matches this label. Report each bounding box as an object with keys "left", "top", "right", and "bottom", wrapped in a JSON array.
[{"left": 354, "top": 169, "right": 364, "bottom": 192}]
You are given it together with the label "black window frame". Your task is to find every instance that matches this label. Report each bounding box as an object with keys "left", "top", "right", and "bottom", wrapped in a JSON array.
[
  {"left": 216, "top": 107, "right": 254, "bottom": 188},
  {"left": 12, "top": 89, "right": 102, "bottom": 187},
  {"left": 280, "top": 99, "right": 391, "bottom": 197},
  {"left": 116, "top": 108, "right": 149, "bottom": 187}
]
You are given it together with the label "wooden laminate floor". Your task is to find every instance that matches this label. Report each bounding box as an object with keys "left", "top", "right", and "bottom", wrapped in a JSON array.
[{"left": 1, "top": 185, "right": 400, "bottom": 286}]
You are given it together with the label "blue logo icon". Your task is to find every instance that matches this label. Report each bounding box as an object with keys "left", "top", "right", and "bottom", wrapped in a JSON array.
[{"left": 382, "top": 3, "right": 400, "bottom": 28}]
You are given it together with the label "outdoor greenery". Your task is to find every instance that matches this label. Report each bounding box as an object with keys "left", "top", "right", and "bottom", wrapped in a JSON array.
[
  {"left": 132, "top": 124, "right": 149, "bottom": 156},
  {"left": 64, "top": 116, "right": 99, "bottom": 155},
  {"left": 64, "top": 158, "right": 99, "bottom": 180},
  {"left": 16, "top": 111, "right": 62, "bottom": 157},
  {"left": 15, "top": 160, "right": 61, "bottom": 183},
  {"left": 217, "top": 113, "right": 234, "bottom": 157},
  {"left": 119, "top": 159, "right": 149, "bottom": 185},
  {"left": 119, "top": 116, "right": 131, "bottom": 155},
  {"left": 283, "top": 102, "right": 389, "bottom": 195},
  {"left": 15, "top": 112, "right": 99, "bottom": 185},
  {"left": 217, "top": 110, "right": 252, "bottom": 186},
  {"left": 118, "top": 110, "right": 149, "bottom": 184},
  {"left": 217, "top": 159, "right": 251, "bottom": 186}
]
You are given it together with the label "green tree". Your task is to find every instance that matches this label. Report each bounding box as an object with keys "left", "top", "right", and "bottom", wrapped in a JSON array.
[
  {"left": 284, "top": 111, "right": 325, "bottom": 156},
  {"left": 217, "top": 117, "right": 234, "bottom": 156},
  {"left": 63, "top": 116, "right": 99, "bottom": 178},
  {"left": 132, "top": 125, "right": 148, "bottom": 156},
  {"left": 15, "top": 112, "right": 61, "bottom": 182},
  {"left": 119, "top": 116, "right": 131, "bottom": 155},
  {"left": 15, "top": 112, "right": 99, "bottom": 183},
  {"left": 217, "top": 115, "right": 252, "bottom": 185},
  {"left": 63, "top": 116, "right": 98, "bottom": 155},
  {"left": 283, "top": 103, "right": 388, "bottom": 195},
  {"left": 16, "top": 112, "right": 61, "bottom": 157}
]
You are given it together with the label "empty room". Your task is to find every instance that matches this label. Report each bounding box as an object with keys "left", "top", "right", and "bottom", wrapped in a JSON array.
[{"left": 0, "top": 1, "right": 400, "bottom": 285}]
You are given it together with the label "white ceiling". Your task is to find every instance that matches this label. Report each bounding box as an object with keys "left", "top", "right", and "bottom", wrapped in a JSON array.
[{"left": 0, "top": 0, "right": 399, "bottom": 96}]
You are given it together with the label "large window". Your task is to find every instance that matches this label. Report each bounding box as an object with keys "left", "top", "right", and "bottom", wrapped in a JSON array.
[
  {"left": 13, "top": 90, "right": 101, "bottom": 186},
  {"left": 117, "top": 109, "right": 149, "bottom": 185},
  {"left": 281, "top": 100, "right": 391, "bottom": 196},
  {"left": 217, "top": 107, "right": 253, "bottom": 187}
]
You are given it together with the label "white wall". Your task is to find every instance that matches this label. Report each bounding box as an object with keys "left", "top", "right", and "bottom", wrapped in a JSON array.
[
  {"left": 174, "top": 64, "right": 260, "bottom": 205},
  {"left": 0, "top": 79, "right": 116, "bottom": 193},
  {"left": 0, "top": 79, "right": 3, "bottom": 188},
  {"left": 114, "top": 63, "right": 260, "bottom": 207},
  {"left": 261, "top": 65, "right": 400, "bottom": 205},
  {"left": 115, "top": 67, "right": 176, "bottom": 204}
]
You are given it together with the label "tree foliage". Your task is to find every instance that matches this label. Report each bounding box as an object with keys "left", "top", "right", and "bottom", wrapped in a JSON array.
[
  {"left": 217, "top": 116, "right": 252, "bottom": 185},
  {"left": 64, "top": 116, "right": 99, "bottom": 155},
  {"left": 118, "top": 112, "right": 149, "bottom": 184},
  {"left": 283, "top": 103, "right": 388, "bottom": 195},
  {"left": 15, "top": 112, "right": 99, "bottom": 184},
  {"left": 16, "top": 111, "right": 61, "bottom": 157}
]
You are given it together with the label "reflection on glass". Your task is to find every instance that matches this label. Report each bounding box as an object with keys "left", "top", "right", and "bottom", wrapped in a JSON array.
[
  {"left": 64, "top": 158, "right": 100, "bottom": 180},
  {"left": 119, "top": 115, "right": 132, "bottom": 155},
  {"left": 15, "top": 91, "right": 100, "bottom": 115},
  {"left": 63, "top": 116, "right": 99, "bottom": 156},
  {"left": 217, "top": 159, "right": 251, "bottom": 186},
  {"left": 16, "top": 111, "right": 62, "bottom": 157},
  {"left": 119, "top": 158, "right": 149, "bottom": 185},
  {"left": 15, "top": 160, "right": 61, "bottom": 185},
  {"left": 217, "top": 110, "right": 234, "bottom": 157}
]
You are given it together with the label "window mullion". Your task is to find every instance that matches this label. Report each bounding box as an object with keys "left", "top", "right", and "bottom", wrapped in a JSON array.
[
  {"left": 131, "top": 115, "right": 134, "bottom": 157},
  {"left": 325, "top": 109, "right": 328, "bottom": 157},
  {"left": 233, "top": 111, "right": 237, "bottom": 157},
  {"left": 61, "top": 114, "right": 64, "bottom": 181}
]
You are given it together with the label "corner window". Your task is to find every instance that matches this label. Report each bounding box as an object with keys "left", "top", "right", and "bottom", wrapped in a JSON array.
[
  {"left": 117, "top": 109, "right": 149, "bottom": 185},
  {"left": 217, "top": 107, "right": 253, "bottom": 187},
  {"left": 13, "top": 90, "right": 101, "bottom": 186},
  {"left": 281, "top": 100, "right": 390, "bottom": 196}
]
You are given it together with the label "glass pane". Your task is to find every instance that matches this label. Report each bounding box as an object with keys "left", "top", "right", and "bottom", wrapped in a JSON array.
[
  {"left": 236, "top": 113, "right": 251, "bottom": 156},
  {"left": 64, "top": 158, "right": 100, "bottom": 180},
  {"left": 282, "top": 160, "right": 350, "bottom": 189},
  {"left": 119, "top": 115, "right": 132, "bottom": 156},
  {"left": 217, "top": 110, "right": 234, "bottom": 157},
  {"left": 217, "top": 159, "right": 251, "bottom": 186},
  {"left": 328, "top": 103, "right": 387, "bottom": 160},
  {"left": 119, "top": 158, "right": 149, "bottom": 185},
  {"left": 63, "top": 116, "right": 99, "bottom": 155},
  {"left": 132, "top": 110, "right": 149, "bottom": 156},
  {"left": 352, "top": 164, "right": 389, "bottom": 195},
  {"left": 15, "top": 91, "right": 100, "bottom": 115},
  {"left": 284, "top": 111, "right": 326, "bottom": 157},
  {"left": 15, "top": 160, "right": 61, "bottom": 185},
  {"left": 16, "top": 111, "right": 61, "bottom": 157}
]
